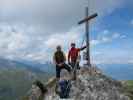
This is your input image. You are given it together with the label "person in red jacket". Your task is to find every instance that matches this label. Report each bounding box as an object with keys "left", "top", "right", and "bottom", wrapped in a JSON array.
[
  {"left": 68, "top": 43, "right": 86, "bottom": 80},
  {"left": 68, "top": 43, "right": 86, "bottom": 69}
]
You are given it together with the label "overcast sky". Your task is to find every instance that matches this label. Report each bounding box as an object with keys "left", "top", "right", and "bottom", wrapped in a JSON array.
[{"left": 0, "top": 0, "right": 132, "bottom": 64}]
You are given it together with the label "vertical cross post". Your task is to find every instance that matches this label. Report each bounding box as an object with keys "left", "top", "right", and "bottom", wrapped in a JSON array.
[
  {"left": 78, "top": 7, "right": 98, "bottom": 67},
  {"left": 85, "top": 7, "right": 91, "bottom": 66}
]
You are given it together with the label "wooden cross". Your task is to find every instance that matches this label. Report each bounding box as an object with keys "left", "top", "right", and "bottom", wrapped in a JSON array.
[{"left": 78, "top": 7, "right": 98, "bottom": 66}]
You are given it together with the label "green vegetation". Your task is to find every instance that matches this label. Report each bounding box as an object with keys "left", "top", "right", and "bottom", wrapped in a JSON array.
[
  {"left": 124, "top": 80, "right": 133, "bottom": 100},
  {"left": 126, "top": 80, "right": 133, "bottom": 88},
  {"left": 0, "top": 68, "right": 52, "bottom": 100}
]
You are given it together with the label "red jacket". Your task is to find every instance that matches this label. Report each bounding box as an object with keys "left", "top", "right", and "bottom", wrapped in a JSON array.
[
  {"left": 68, "top": 46, "right": 87, "bottom": 62},
  {"left": 68, "top": 47, "right": 80, "bottom": 62}
]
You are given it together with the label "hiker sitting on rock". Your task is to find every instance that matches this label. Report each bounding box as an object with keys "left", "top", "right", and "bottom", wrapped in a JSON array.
[
  {"left": 68, "top": 43, "right": 87, "bottom": 69},
  {"left": 53, "top": 45, "right": 71, "bottom": 81}
]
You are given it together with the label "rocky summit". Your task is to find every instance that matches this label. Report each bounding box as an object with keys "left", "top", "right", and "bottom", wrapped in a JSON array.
[{"left": 23, "top": 66, "right": 130, "bottom": 100}]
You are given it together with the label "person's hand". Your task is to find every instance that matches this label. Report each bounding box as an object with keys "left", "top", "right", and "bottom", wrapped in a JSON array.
[
  {"left": 58, "top": 63, "right": 63, "bottom": 67},
  {"left": 68, "top": 61, "right": 71, "bottom": 65}
]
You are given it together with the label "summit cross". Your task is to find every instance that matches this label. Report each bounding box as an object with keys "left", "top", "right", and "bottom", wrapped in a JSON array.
[{"left": 78, "top": 7, "right": 98, "bottom": 66}]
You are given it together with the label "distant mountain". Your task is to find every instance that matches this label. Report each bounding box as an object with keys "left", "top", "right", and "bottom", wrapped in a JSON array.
[
  {"left": 16, "top": 59, "right": 56, "bottom": 74},
  {"left": 0, "top": 58, "right": 53, "bottom": 100},
  {"left": 97, "top": 64, "right": 133, "bottom": 80}
]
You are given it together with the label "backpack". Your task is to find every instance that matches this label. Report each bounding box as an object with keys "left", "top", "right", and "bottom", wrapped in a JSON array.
[{"left": 58, "top": 80, "right": 71, "bottom": 98}]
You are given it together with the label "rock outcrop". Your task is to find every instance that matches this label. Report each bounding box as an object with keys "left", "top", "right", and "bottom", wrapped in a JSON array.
[{"left": 23, "top": 66, "right": 130, "bottom": 100}]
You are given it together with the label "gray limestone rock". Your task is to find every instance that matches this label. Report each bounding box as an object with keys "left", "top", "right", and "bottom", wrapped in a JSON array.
[{"left": 25, "top": 66, "right": 130, "bottom": 100}]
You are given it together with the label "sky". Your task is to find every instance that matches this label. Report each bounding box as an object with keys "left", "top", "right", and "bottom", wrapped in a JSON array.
[{"left": 0, "top": 0, "right": 132, "bottom": 64}]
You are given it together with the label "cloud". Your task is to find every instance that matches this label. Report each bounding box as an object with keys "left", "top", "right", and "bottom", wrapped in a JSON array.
[
  {"left": 0, "top": 23, "right": 83, "bottom": 62},
  {"left": 91, "top": 39, "right": 100, "bottom": 45},
  {"left": 131, "top": 19, "right": 133, "bottom": 25},
  {"left": 128, "top": 59, "right": 133, "bottom": 64},
  {"left": 91, "top": 49, "right": 133, "bottom": 64},
  {"left": 89, "top": 0, "right": 125, "bottom": 16},
  {"left": 0, "top": 0, "right": 126, "bottom": 33},
  {"left": 90, "top": 31, "right": 126, "bottom": 46},
  {"left": 112, "top": 33, "right": 121, "bottom": 39},
  {"left": 44, "top": 26, "right": 83, "bottom": 49},
  {"left": 103, "top": 30, "right": 110, "bottom": 35},
  {"left": 0, "top": 24, "right": 47, "bottom": 61},
  {"left": 120, "top": 35, "right": 126, "bottom": 39},
  {"left": 0, "top": 0, "right": 129, "bottom": 63},
  {"left": 0, "top": 22, "right": 127, "bottom": 64}
]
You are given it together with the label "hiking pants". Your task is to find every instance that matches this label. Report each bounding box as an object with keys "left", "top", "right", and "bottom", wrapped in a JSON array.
[
  {"left": 70, "top": 61, "right": 80, "bottom": 80},
  {"left": 56, "top": 63, "right": 71, "bottom": 78},
  {"left": 70, "top": 61, "right": 80, "bottom": 70}
]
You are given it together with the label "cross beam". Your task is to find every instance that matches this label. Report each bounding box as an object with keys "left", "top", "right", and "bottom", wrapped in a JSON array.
[
  {"left": 78, "top": 7, "right": 98, "bottom": 66},
  {"left": 78, "top": 13, "right": 98, "bottom": 25}
]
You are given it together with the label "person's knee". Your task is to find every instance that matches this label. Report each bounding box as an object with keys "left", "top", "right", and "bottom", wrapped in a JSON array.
[
  {"left": 68, "top": 67, "right": 71, "bottom": 72},
  {"left": 64, "top": 64, "right": 71, "bottom": 72}
]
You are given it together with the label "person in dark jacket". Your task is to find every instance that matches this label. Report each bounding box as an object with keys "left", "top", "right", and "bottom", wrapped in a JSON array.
[{"left": 53, "top": 45, "right": 71, "bottom": 81}]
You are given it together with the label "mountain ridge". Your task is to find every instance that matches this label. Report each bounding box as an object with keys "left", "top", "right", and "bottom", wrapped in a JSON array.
[
  {"left": 25, "top": 66, "right": 131, "bottom": 100},
  {"left": 0, "top": 58, "right": 53, "bottom": 100}
]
